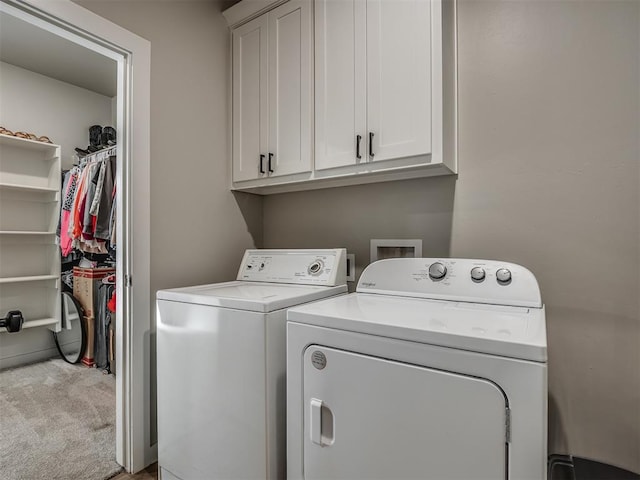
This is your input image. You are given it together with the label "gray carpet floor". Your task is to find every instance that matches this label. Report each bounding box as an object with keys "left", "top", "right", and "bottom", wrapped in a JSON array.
[{"left": 0, "top": 358, "right": 122, "bottom": 480}]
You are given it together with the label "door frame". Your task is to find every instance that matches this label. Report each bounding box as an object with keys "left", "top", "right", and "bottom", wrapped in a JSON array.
[{"left": 0, "top": 0, "right": 152, "bottom": 472}]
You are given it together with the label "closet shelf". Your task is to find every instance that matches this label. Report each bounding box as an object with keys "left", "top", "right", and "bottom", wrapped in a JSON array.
[
  {"left": 0, "top": 133, "right": 60, "bottom": 153},
  {"left": 0, "top": 183, "right": 58, "bottom": 193},
  {"left": 0, "top": 274, "right": 58, "bottom": 284},
  {"left": 0, "top": 130, "right": 62, "bottom": 335},
  {"left": 0, "top": 230, "right": 56, "bottom": 235}
]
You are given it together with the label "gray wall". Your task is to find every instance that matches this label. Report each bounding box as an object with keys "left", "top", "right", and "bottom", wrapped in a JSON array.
[
  {"left": 75, "top": 0, "right": 263, "bottom": 444},
  {"left": 75, "top": 0, "right": 262, "bottom": 288},
  {"left": 264, "top": 0, "right": 640, "bottom": 473}
]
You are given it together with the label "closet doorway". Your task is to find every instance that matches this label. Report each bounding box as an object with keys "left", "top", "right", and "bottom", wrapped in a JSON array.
[{"left": 0, "top": 0, "right": 151, "bottom": 474}]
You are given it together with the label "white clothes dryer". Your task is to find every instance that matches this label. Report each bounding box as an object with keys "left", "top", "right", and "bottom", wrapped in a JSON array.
[
  {"left": 157, "top": 249, "right": 347, "bottom": 480},
  {"left": 287, "top": 258, "right": 547, "bottom": 480}
]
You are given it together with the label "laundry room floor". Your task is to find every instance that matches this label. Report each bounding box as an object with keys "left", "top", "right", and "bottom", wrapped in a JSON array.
[{"left": 112, "top": 462, "right": 157, "bottom": 479}]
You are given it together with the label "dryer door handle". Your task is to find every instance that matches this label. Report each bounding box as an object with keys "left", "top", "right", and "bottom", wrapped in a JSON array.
[
  {"left": 310, "top": 398, "right": 323, "bottom": 445},
  {"left": 310, "top": 398, "right": 334, "bottom": 446}
]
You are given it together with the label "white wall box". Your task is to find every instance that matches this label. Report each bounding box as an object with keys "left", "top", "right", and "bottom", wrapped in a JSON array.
[
  {"left": 370, "top": 239, "right": 423, "bottom": 263},
  {"left": 225, "top": 0, "right": 457, "bottom": 195},
  {"left": 0, "top": 134, "right": 61, "bottom": 331}
]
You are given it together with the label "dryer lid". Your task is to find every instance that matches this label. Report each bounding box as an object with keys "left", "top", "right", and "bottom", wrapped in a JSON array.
[
  {"left": 157, "top": 281, "right": 347, "bottom": 313},
  {"left": 287, "top": 293, "right": 547, "bottom": 362}
]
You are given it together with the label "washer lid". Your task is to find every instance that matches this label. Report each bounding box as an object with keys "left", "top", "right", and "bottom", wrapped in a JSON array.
[
  {"left": 157, "top": 281, "right": 347, "bottom": 313},
  {"left": 287, "top": 293, "right": 547, "bottom": 362}
]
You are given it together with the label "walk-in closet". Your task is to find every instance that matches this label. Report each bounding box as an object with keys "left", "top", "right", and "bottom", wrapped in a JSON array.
[{"left": 0, "top": 9, "right": 123, "bottom": 479}]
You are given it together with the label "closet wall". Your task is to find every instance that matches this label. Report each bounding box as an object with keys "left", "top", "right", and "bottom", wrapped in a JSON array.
[{"left": 0, "top": 61, "right": 113, "bottom": 369}]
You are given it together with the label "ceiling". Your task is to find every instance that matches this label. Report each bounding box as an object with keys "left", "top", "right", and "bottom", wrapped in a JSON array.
[{"left": 0, "top": 12, "right": 117, "bottom": 97}]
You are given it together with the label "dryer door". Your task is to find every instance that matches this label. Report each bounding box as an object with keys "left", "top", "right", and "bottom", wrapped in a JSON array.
[{"left": 303, "top": 346, "right": 508, "bottom": 480}]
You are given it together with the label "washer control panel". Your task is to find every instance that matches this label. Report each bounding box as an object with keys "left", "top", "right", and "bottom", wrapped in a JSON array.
[
  {"left": 237, "top": 249, "right": 347, "bottom": 286},
  {"left": 357, "top": 258, "right": 541, "bottom": 308}
]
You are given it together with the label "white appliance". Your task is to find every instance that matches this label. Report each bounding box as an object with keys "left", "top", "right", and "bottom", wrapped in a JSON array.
[
  {"left": 157, "top": 249, "right": 347, "bottom": 480},
  {"left": 287, "top": 258, "right": 547, "bottom": 480}
]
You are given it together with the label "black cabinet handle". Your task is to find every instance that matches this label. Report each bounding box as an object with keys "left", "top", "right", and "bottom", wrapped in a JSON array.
[
  {"left": 260, "top": 154, "right": 265, "bottom": 174},
  {"left": 369, "top": 132, "right": 375, "bottom": 158},
  {"left": 356, "top": 135, "right": 362, "bottom": 159},
  {"left": 268, "top": 153, "right": 274, "bottom": 173}
]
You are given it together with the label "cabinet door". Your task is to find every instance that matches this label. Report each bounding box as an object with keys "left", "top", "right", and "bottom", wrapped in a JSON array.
[
  {"left": 314, "top": 0, "right": 367, "bottom": 170},
  {"left": 267, "top": 0, "right": 312, "bottom": 177},
  {"left": 367, "top": 0, "right": 432, "bottom": 162},
  {"left": 232, "top": 15, "right": 269, "bottom": 182}
]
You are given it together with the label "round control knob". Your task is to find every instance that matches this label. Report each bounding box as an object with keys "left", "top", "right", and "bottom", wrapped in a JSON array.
[
  {"left": 496, "top": 268, "right": 512, "bottom": 284},
  {"left": 308, "top": 260, "right": 324, "bottom": 275},
  {"left": 428, "top": 262, "right": 447, "bottom": 280},
  {"left": 470, "top": 267, "right": 486, "bottom": 282}
]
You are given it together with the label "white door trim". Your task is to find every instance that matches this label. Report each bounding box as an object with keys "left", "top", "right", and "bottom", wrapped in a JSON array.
[{"left": 2, "top": 0, "right": 152, "bottom": 473}]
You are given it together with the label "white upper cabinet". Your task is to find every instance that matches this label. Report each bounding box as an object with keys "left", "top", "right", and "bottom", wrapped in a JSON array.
[
  {"left": 225, "top": 0, "right": 456, "bottom": 194},
  {"left": 232, "top": 15, "right": 269, "bottom": 182},
  {"left": 317, "top": 0, "right": 432, "bottom": 169},
  {"left": 314, "top": 0, "right": 367, "bottom": 171},
  {"left": 231, "top": 0, "right": 312, "bottom": 182},
  {"left": 366, "top": 0, "right": 432, "bottom": 163},
  {"left": 268, "top": 0, "right": 313, "bottom": 177}
]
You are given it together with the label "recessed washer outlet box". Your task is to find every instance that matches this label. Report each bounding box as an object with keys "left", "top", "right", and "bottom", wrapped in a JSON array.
[{"left": 370, "top": 239, "right": 422, "bottom": 263}]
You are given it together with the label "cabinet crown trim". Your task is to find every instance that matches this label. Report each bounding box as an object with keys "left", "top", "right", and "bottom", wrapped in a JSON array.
[{"left": 223, "top": 0, "right": 290, "bottom": 28}]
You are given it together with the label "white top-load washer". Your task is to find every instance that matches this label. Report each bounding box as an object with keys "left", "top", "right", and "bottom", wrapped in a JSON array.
[
  {"left": 157, "top": 249, "right": 347, "bottom": 480},
  {"left": 287, "top": 258, "right": 547, "bottom": 480}
]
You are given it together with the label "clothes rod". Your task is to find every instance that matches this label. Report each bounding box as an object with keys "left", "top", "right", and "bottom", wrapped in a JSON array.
[
  {"left": 76, "top": 145, "right": 117, "bottom": 165},
  {"left": 83, "top": 145, "right": 116, "bottom": 157}
]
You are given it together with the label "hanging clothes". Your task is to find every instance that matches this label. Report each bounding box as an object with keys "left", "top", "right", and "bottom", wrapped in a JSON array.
[
  {"left": 89, "top": 159, "right": 107, "bottom": 216},
  {"left": 94, "top": 155, "right": 116, "bottom": 241},
  {"left": 60, "top": 167, "right": 81, "bottom": 257},
  {"left": 59, "top": 146, "right": 117, "bottom": 256},
  {"left": 96, "top": 281, "right": 115, "bottom": 372},
  {"left": 82, "top": 163, "right": 100, "bottom": 239}
]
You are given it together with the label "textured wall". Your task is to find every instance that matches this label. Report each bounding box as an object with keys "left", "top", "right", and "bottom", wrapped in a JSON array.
[
  {"left": 75, "top": 0, "right": 262, "bottom": 288},
  {"left": 451, "top": 1, "right": 640, "bottom": 472},
  {"left": 74, "top": 0, "right": 263, "bottom": 445},
  {"left": 263, "top": 0, "right": 640, "bottom": 473}
]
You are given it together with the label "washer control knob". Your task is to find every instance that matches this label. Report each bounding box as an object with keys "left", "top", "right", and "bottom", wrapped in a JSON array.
[
  {"left": 428, "top": 262, "right": 447, "bottom": 280},
  {"left": 470, "top": 267, "right": 486, "bottom": 282},
  {"left": 308, "top": 260, "right": 324, "bottom": 275},
  {"left": 496, "top": 268, "right": 512, "bottom": 284}
]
